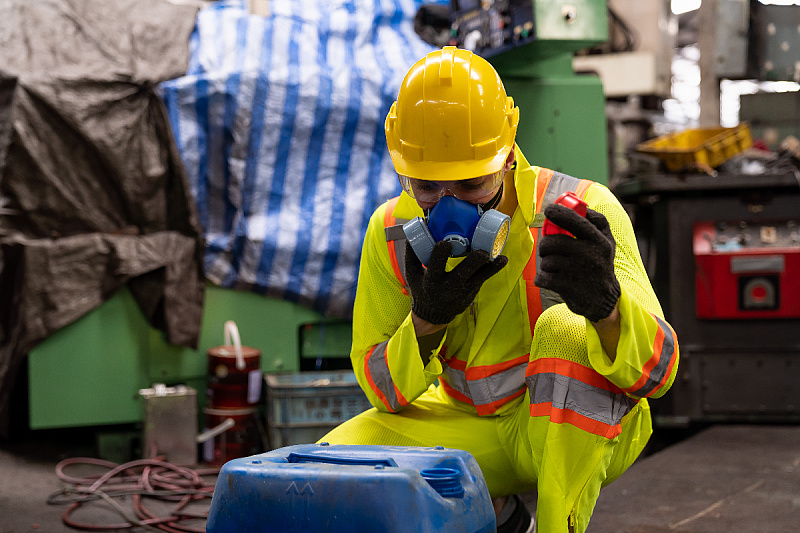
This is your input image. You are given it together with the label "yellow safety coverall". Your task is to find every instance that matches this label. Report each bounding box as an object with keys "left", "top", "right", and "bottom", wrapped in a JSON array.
[{"left": 322, "top": 146, "right": 679, "bottom": 532}]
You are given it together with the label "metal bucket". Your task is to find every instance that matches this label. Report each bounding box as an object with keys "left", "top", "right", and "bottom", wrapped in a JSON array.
[{"left": 206, "top": 321, "right": 262, "bottom": 408}]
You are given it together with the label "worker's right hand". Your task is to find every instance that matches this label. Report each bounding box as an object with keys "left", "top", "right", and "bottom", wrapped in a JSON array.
[
  {"left": 535, "top": 204, "right": 621, "bottom": 323},
  {"left": 404, "top": 240, "right": 508, "bottom": 326}
]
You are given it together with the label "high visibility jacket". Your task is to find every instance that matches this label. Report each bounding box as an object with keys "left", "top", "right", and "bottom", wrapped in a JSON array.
[{"left": 350, "top": 146, "right": 678, "bottom": 531}]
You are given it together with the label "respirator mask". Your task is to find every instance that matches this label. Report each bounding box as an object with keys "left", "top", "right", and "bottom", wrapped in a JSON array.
[{"left": 401, "top": 178, "right": 511, "bottom": 266}]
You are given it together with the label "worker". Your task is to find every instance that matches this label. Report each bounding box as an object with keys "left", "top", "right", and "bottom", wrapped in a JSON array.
[{"left": 321, "top": 46, "right": 679, "bottom": 533}]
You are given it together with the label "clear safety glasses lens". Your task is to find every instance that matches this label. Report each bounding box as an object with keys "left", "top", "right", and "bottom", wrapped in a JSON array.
[{"left": 398, "top": 172, "right": 503, "bottom": 203}]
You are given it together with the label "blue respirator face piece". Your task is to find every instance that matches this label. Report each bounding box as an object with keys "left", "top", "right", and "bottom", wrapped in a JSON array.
[
  {"left": 403, "top": 195, "right": 511, "bottom": 266},
  {"left": 427, "top": 195, "right": 481, "bottom": 256}
]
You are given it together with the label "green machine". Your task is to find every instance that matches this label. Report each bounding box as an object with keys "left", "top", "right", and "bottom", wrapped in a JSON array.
[
  {"left": 28, "top": 286, "right": 351, "bottom": 429},
  {"left": 451, "top": 0, "right": 609, "bottom": 184},
  {"left": 28, "top": 0, "right": 609, "bottom": 430}
]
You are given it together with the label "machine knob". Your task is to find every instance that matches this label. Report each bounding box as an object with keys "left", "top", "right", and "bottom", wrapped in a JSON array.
[
  {"left": 562, "top": 5, "right": 577, "bottom": 23},
  {"left": 463, "top": 30, "right": 482, "bottom": 51}
]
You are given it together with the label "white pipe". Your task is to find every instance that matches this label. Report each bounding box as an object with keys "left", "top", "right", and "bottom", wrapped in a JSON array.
[
  {"left": 196, "top": 417, "right": 236, "bottom": 443},
  {"left": 224, "top": 320, "right": 246, "bottom": 370}
]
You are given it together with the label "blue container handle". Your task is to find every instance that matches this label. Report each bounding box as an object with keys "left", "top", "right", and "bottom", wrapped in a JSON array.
[{"left": 287, "top": 453, "right": 398, "bottom": 468}]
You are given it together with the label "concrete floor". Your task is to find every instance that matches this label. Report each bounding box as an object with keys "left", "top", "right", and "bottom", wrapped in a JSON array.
[
  {"left": 0, "top": 426, "right": 214, "bottom": 533},
  {"left": 590, "top": 424, "right": 800, "bottom": 533},
  {"left": 1, "top": 424, "right": 798, "bottom": 532}
]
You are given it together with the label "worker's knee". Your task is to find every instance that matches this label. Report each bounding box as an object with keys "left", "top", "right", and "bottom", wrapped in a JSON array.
[{"left": 530, "top": 304, "right": 588, "bottom": 362}]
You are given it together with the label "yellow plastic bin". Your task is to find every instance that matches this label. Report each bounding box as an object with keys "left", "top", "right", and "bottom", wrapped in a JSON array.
[{"left": 636, "top": 124, "right": 752, "bottom": 172}]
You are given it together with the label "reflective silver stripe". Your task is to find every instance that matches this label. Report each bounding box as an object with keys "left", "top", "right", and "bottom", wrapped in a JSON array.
[
  {"left": 629, "top": 315, "right": 677, "bottom": 398},
  {"left": 385, "top": 224, "right": 406, "bottom": 241},
  {"left": 393, "top": 238, "right": 407, "bottom": 287},
  {"left": 526, "top": 372, "right": 637, "bottom": 427},
  {"left": 385, "top": 218, "right": 410, "bottom": 242},
  {"left": 443, "top": 360, "right": 527, "bottom": 408},
  {"left": 533, "top": 172, "right": 583, "bottom": 312},
  {"left": 442, "top": 365, "right": 470, "bottom": 398},
  {"left": 467, "top": 362, "right": 527, "bottom": 406},
  {"left": 366, "top": 340, "right": 403, "bottom": 412},
  {"left": 540, "top": 172, "right": 582, "bottom": 212}
]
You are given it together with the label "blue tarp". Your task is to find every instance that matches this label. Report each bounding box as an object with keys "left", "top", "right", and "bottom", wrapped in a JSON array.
[{"left": 159, "top": 0, "right": 434, "bottom": 319}]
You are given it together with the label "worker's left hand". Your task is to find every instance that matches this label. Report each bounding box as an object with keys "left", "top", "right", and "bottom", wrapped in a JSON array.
[{"left": 534, "top": 204, "right": 621, "bottom": 322}]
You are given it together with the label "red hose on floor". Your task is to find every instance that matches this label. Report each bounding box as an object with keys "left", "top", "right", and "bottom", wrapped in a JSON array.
[{"left": 49, "top": 457, "right": 220, "bottom": 532}]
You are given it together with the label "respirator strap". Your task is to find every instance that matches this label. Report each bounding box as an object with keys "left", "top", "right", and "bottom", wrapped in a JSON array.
[{"left": 479, "top": 182, "right": 504, "bottom": 213}]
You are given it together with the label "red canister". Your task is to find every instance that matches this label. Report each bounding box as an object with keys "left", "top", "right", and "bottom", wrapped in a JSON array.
[
  {"left": 202, "top": 406, "right": 262, "bottom": 465},
  {"left": 206, "top": 321, "right": 262, "bottom": 408}
]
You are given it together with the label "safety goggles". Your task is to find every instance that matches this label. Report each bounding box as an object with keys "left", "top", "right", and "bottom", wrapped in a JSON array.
[{"left": 398, "top": 171, "right": 504, "bottom": 204}]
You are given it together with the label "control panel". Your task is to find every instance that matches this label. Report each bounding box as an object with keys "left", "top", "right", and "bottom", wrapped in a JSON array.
[
  {"left": 693, "top": 219, "right": 800, "bottom": 319},
  {"left": 449, "top": 0, "right": 536, "bottom": 57},
  {"left": 697, "top": 219, "right": 800, "bottom": 251},
  {"left": 447, "top": 0, "right": 606, "bottom": 58}
]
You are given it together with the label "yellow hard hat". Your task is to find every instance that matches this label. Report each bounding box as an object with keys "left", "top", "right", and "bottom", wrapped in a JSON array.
[{"left": 385, "top": 46, "right": 519, "bottom": 181}]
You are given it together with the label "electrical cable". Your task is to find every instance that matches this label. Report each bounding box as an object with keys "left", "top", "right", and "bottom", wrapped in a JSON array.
[
  {"left": 607, "top": 6, "right": 639, "bottom": 53},
  {"left": 48, "top": 456, "right": 220, "bottom": 532}
]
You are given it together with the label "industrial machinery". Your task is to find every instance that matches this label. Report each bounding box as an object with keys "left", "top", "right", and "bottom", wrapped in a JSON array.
[
  {"left": 616, "top": 171, "right": 800, "bottom": 425},
  {"left": 448, "top": 0, "right": 610, "bottom": 184},
  {"left": 611, "top": 0, "right": 800, "bottom": 426}
]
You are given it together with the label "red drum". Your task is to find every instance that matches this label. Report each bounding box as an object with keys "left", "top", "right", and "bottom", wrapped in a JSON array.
[
  {"left": 206, "top": 321, "right": 262, "bottom": 408},
  {"left": 202, "top": 407, "right": 261, "bottom": 465},
  {"left": 207, "top": 345, "right": 262, "bottom": 408}
]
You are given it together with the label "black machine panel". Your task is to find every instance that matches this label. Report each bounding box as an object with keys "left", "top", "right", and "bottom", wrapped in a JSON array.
[
  {"left": 449, "top": 0, "right": 536, "bottom": 57},
  {"left": 614, "top": 173, "right": 800, "bottom": 426}
]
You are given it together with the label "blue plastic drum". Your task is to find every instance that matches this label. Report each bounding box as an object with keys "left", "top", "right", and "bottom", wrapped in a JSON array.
[{"left": 206, "top": 443, "right": 496, "bottom": 533}]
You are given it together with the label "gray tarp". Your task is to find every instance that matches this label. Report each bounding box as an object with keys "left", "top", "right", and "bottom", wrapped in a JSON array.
[{"left": 0, "top": 0, "right": 202, "bottom": 435}]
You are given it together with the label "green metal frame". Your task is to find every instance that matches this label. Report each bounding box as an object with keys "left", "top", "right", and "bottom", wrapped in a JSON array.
[
  {"left": 490, "top": 0, "right": 609, "bottom": 184},
  {"left": 501, "top": 69, "right": 608, "bottom": 184}
]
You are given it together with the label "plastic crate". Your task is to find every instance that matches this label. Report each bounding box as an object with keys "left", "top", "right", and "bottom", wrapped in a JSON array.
[
  {"left": 636, "top": 124, "right": 752, "bottom": 172},
  {"left": 206, "top": 443, "right": 496, "bottom": 533},
  {"left": 264, "top": 370, "right": 372, "bottom": 448}
]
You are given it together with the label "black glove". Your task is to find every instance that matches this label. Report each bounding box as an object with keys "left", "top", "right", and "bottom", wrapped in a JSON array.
[
  {"left": 534, "top": 204, "right": 621, "bottom": 322},
  {"left": 405, "top": 240, "right": 508, "bottom": 325}
]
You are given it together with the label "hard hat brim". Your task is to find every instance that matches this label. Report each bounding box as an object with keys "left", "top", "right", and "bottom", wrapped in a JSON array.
[{"left": 387, "top": 145, "right": 514, "bottom": 182}]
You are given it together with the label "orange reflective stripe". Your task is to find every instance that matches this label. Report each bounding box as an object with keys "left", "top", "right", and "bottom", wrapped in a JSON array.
[
  {"left": 383, "top": 196, "right": 400, "bottom": 227},
  {"left": 523, "top": 172, "right": 593, "bottom": 336},
  {"left": 526, "top": 358, "right": 623, "bottom": 392},
  {"left": 535, "top": 168, "right": 553, "bottom": 209},
  {"left": 464, "top": 354, "right": 529, "bottom": 380},
  {"left": 529, "top": 402, "right": 621, "bottom": 439},
  {"left": 523, "top": 232, "right": 542, "bottom": 338},
  {"left": 469, "top": 355, "right": 529, "bottom": 415},
  {"left": 574, "top": 178, "right": 592, "bottom": 199},
  {"left": 624, "top": 314, "right": 678, "bottom": 398},
  {"left": 383, "top": 196, "right": 408, "bottom": 296},
  {"left": 446, "top": 357, "right": 467, "bottom": 370},
  {"left": 523, "top": 168, "right": 554, "bottom": 336}
]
